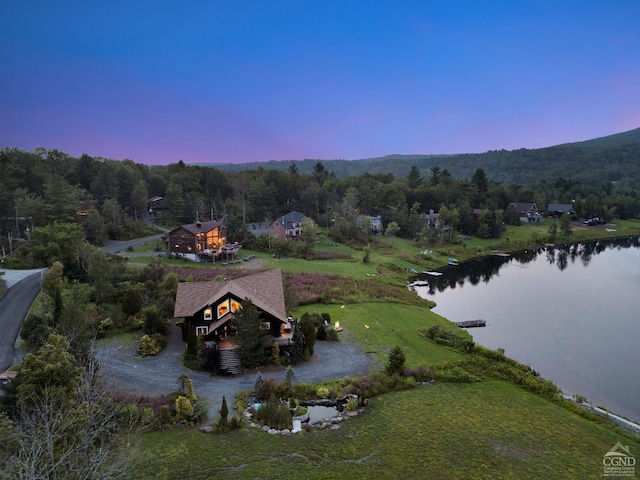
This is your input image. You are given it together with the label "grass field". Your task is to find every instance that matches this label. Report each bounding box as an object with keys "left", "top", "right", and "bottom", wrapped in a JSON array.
[
  {"left": 130, "top": 381, "right": 639, "bottom": 480},
  {"left": 294, "top": 302, "right": 467, "bottom": 367},
  {"left": 124, "top": 221, "right": 640, "bottom": 478}
]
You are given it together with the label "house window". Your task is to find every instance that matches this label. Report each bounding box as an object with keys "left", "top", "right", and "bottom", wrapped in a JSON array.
[
  {"left": 261, "top": 322, "right": 271, "bottom": 331},
  {"left": 230, "top": 299, "right": 241, "bottom": 313},
  {"left": 217, "top": 300, "right": 230, "bottom": 319},
  {"left": 204, "top": 308, "right": 213, "bottom": 320},
  {"left": 196, "top": 326, "right": 208, "bottom": 336}
]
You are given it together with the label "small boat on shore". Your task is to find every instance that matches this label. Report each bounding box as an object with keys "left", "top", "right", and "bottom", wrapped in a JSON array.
[{"left": 423, "top": 271, "right": 443, "bottom": 276}]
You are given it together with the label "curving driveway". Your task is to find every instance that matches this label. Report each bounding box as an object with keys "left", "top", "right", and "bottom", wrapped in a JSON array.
[
  {"left": 0, "top": 269, "right": 43, "bottom": 371},
  {"left": 96, "top": 325, "right": 372, "bottom": 418},
  {"left": 2, "top": 235, "right": 373, "bottom": 420}
]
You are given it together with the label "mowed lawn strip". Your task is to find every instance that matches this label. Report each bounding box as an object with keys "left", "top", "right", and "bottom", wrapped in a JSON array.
[
  {"left": 130, "top": 381, "right": 638, "bottom": 480},
  {"left": 295, "top": 302, "right": 467, "bottom": 366}
]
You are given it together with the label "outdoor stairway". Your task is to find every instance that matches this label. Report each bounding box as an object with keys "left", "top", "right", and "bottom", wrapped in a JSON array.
[{"left": 218, "top": 349, "right": 243, "bottom": 375}]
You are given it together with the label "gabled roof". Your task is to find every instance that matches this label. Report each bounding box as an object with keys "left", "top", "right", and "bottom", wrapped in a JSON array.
[
  {"left": 547, "top": 203, "right": 574, "bottom": 213},
  {"left": 171, "top": 220, "right": 223, "bottom": 235},
  {"left": 277, "top": 211, "right": 306, "bottom": 228},
  {"left": 174, "top": 269, "right": 287, "bottom": 322},
  {"left": 509, "top": 202, "right": 537, "bottom": 212}
]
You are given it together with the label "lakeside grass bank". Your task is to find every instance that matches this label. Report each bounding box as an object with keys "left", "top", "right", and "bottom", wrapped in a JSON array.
[{"left": 123, "top": 220, "right": 640, "bottom": 478}]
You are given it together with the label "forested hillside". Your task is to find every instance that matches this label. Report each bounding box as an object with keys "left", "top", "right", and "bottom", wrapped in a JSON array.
[
  {"left": 202, "top": 127, "right": 640, "bottom": 187},
  {"left": 2, "top": 143, "right": 639, "bottom": 257}
]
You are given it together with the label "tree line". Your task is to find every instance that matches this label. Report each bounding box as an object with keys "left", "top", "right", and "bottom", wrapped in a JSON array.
[{"left": 1, "top": 147, "right": 639, "bottom": 254}]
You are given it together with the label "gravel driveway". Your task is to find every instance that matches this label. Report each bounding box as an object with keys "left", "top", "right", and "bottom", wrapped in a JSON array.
[{"left": 96, "top": 325, "right": 372, "bottom": 420}]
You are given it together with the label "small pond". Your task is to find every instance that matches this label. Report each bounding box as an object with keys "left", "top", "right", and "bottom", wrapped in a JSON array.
[{"left": 306, "top": 405, "right": 339, "bottom": 423}]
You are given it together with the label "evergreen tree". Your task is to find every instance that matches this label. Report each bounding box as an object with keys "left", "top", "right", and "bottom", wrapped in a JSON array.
[
  {"left": 17, "top": 334, "right": 82, "bottom": 406},
  {"left": 271, "top": 342, "right": 281, "bottom": 365},
  {"left": 299, "top": 313, "right": 317, "bottom": 356},
  {"left": 385, "top": 346, "right": 406, "bottom": 376},
  {"left": 218, "top": 395, "right": 229, "bottom": 429},
  {"left": 284, "top": 365, "right": 295, "bottom": 386},
  {"left": 253, "top": 372, "right": 265, "bottom": 401},
  {"left": 235, "top": 299, "right": 266, "bottom": 368},
  {"left": 290, "top": 320, "right": 305, "bottom": 365}
]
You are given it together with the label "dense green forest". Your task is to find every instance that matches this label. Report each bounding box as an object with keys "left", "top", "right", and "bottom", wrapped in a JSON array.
[
  {"left": 201, "top": 126, "right": 640, "bottom": 187},
  {"left": 2, "top": 139, "right": 639, "bottom": 257}
]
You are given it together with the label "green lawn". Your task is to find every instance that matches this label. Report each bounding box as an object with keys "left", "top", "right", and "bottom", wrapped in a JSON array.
[
  {"left": 295, "top": 302, "right": 466, "bottom": 366},
  {"left": 123, "top": 223, "right": 640, "bottom": 478},
  {"left": 130, "top": 381, "right": 639, "bottom": 480}
]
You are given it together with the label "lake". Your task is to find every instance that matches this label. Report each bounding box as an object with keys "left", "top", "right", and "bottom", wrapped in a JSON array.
[{"left": 414, "top": 237, "right": 640, "bottom": 423}]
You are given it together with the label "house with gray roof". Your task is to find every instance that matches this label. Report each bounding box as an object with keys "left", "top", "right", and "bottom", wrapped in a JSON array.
[
  {"left": 547, "top": 203, "right": 575, "bottom": 218},
  {"left": 268, "top": 211, "right": 307, "bottom": 240},
  {"left": 509, "top": 202, "right": 542, "bottom": 223}
]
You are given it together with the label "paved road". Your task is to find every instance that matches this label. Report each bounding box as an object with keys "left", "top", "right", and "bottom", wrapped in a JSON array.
[
  {"left": 96, "top": 324, "right": 372, "bottom": 418},
  {"left": 0, "top": 270, "right": 43, "bottom": 371},
  {"left": 101, "top": 233, "right": 167, "bottom": 255}
]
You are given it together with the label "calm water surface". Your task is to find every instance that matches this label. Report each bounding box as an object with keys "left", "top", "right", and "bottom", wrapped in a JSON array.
[{"left": 415, "top": 238, "right": 640, "bottom": 423}]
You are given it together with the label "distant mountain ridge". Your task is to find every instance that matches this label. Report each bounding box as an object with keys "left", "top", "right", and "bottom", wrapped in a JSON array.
[
  {"left": 560, "top": 127, "right": 640, "bottom": 148},
  {"left": 193, "top": 127, "right": 640, "bottom": 187}
]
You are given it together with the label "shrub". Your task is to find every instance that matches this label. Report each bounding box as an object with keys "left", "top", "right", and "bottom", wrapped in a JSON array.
[
  {"left": 421, "top": 326, "right": 475, "bottom": 351},
  {"left": 293, "top": 406, "right": 308, "bottom": 417},
  {"left": 345, "top": 397, "right": 358, "bottom": 411},
  {"left": 316, "top": 325, "right": 327, "bottom": 340},
  {"left": 431, "top": 363, "right": 479, "bottom": 383},
  {"left": 138, "top": 334, "right": 162, "bottom": 356},
  {"left": 175, "top": 396, "right": 194, "bottom": 422},
  {"left": 254, "top": 394, "right": 292, "bottom": 430},
  {"left": 404, "top": 366, "right": 434, "bottom": 383},
  {"left": 97, "top": 317, "right": 113, "bottom": 337},
  {"left": 324, "top": 328, "right": 339, "bottom": 341},
  {"left": 317, "top": 387, "right": 330, "bottom": 399},
  {"left": 158, "top": 405, "right": 173, "bottom": 426}
]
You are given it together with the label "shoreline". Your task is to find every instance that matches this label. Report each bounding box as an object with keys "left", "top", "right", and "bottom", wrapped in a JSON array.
[{"left": 424, "top": 236, "right": 640, "bottom": 433}]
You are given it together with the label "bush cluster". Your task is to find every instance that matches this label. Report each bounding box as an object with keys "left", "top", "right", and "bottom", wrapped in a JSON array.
[
  {"left": 253, "top": 394, "right": 293, "bottom": 430},
  {"left": 421, "top": 325, "right": 475, "bottom": 351},
  {"left": 137, "top": 334, "right": 164, "bottom": 356}
]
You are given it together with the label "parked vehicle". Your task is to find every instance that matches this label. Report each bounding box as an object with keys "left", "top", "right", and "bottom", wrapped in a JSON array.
[{"left": 583, "top": 217, "right": 606, "bottom": 226}]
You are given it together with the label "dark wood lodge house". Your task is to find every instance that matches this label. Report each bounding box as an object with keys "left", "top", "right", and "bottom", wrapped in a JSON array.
[
  {"left": 166, "top": 220, "right": 230, "bottom": 262},
  {"left": 173, "top": 269, "right": 293, "bottom": 374}
]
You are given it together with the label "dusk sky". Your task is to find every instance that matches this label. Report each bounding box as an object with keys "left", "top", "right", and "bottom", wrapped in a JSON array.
[{"left": 1, "top": 1, "right": 639, "bottom": 165}]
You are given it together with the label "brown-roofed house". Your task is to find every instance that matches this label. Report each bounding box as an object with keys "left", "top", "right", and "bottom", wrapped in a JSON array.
[{"left": 174, "top": 269, "right": 293, "bottom": 374}]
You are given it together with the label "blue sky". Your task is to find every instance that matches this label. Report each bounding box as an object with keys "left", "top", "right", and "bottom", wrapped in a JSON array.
[{"left": 1, "top": 1, "right": 639, "bottom": 165}]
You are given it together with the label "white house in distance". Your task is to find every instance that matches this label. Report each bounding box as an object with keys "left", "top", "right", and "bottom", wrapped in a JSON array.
[
  {"left": 509, "top": 202, "right": 542, "bottom": 223},
  {"left": 356, "top": 214, "right": 383, "bottom": 233}
]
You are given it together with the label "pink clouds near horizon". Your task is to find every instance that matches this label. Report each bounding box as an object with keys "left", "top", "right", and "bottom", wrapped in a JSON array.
[{"left": 1, "top": 1, "right": 639, "bottom": 165}]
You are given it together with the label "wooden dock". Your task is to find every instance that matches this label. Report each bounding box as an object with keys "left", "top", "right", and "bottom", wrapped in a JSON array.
[{"left": 455, "top": 319, "right": 486, "bottom": 328}]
